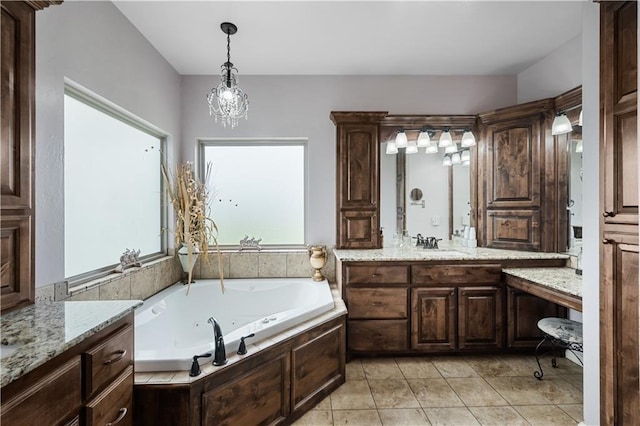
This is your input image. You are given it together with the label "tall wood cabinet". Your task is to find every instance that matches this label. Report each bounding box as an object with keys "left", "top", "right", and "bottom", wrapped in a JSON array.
[
  {"left": 331, "top": 112, "right": 387, "bottom": 249},
  {"left": 477, "top": 100, "right": 556, "bottom": 252},
  {"left": 599, "top": 2, "right": 639, "bottom": 424}
]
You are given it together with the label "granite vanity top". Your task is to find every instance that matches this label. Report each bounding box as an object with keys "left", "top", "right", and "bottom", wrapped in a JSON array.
[
  {"left": 502, "top": 267, "right": 582, "bottom": 299},
  {"left": 333, "top": 243, "right": 570, "bottom": 263},
  {"left": 0, "top": 299, "right": 141, "bottom": 388}
]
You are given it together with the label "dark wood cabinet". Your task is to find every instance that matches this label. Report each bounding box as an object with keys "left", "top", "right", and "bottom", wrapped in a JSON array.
[
  {"left": 1, "top": 314, "right": 134, "bottom": 426},
  {"left": 411, "top": 287, "right": 456, "bottom": 351},
  {"left": 458, "top": 286, "right": 503, "bottom": 350},
  {"left": 506, "top": 287, "right": 567, "bottom": 349},
  {"left": 599, "top": 2, "right": 639, "bottom": 425},
  {"left": 331, "top": 112, "right": 387, "bottom": 249},
  {"left": 477, "top": 100, "right": 555, "bottom": 252}
]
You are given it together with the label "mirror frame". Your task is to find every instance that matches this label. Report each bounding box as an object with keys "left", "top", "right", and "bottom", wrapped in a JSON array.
[{"left": 380, "top": 115, "right": 478, "bottom": 237}]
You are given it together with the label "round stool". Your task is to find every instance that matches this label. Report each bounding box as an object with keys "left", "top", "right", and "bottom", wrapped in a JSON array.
[{"left": 534, "top": 317, "right": 583, "bottom": 380}]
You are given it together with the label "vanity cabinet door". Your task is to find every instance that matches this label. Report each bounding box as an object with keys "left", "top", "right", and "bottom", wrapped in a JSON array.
[
  {"left": 411, "top": 287, "right": 456, "bottom": 351},
  {"left": 458, "top": 286, "right": 503, "bottom": 350}
]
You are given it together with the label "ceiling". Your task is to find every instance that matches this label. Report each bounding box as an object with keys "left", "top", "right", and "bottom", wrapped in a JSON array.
[{"left": 113, "top": 1, "right": 584, "bottom": 76}]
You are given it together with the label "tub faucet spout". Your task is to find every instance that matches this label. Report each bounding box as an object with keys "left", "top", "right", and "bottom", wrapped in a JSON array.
[{"left": 208, "top": 317, "right": 227, "bottom": 366}]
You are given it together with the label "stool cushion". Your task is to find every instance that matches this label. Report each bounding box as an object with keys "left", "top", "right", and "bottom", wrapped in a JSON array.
[{"left": 537, "top": 317, "right": 583, "bottom": 345}]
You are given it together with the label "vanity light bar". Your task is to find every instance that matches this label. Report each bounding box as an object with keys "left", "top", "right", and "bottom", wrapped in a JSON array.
[{"left": 385, "top": 127, "right": 477, "bottom": 155}]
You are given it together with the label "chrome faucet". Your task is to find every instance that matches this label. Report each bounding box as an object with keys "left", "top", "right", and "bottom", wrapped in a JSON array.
[{"left": 207, "top": 317, "right": 227, "bottom": 366}]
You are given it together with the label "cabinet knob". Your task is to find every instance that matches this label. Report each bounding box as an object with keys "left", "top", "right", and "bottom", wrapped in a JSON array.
[
  {"left": 602, "top": 238, "right": 614, "bottom": 244},
  {"left": 603, "top": 211, "right": 616, "bottom": 217}
]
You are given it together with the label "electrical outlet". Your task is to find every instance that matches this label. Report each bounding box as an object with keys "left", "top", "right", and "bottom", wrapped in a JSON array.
[{"left": 432, "top": 215, "right": 440, "bottom": 226}]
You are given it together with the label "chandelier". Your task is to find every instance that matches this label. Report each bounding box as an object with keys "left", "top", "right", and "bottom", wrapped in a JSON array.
[{"left": 207, "top": 22, "right": 249, "bottom": 128}]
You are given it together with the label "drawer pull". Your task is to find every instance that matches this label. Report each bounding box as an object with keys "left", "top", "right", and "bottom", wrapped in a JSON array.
[
  {"left": 602, "top": 211, "right": 616, "bottom": 217},
  {"left": 106, "top": 408, "right": 128, "bottom": 426},
  {"left": 371, "top": 302, "right": 383, "bottom": 306},
  {"left": 103, "top": 349, "right": 127, "bottom": 365},
  {"left": 602, "top": 238, "right": 614, "bottom": 244}
]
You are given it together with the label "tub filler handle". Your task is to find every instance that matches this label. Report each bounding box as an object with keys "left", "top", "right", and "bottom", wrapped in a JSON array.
[
  {"left": 189, "top": 353, "right": 212, "bottom": 377},
  {"left": 237, "top": 333, "right": 255, "bottom": 355},
  {"left": 208, "top": 317, "right": 228, "bottom": 366}
]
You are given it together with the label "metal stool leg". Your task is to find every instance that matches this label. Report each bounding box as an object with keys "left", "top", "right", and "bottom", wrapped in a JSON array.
[
  {"left": 534, "top": 336, "right": 547, "bottom": 380},
  {"left": 550, "top": 338, "right": 557, "bottom": 368}
]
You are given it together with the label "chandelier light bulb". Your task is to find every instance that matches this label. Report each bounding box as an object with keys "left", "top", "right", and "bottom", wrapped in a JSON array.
[
  {"left": 551, "top": 113, "right": 572, "bottom": 135},
  {"left": 406, "top": 141, "right": 418, "bottom": 154},
  {"left": 438, "top": 129, "right": 453, "bottom": 148},
  {"left": 461, "top": 130, "right": 476, "bottom": 147},
  {"left": 442, "top": 155, "right": 452, "bottom": 167},
  {"left": 461, "top": 150, "right": 471, "bottom": 162},
  {"left": 395, "top": 131, "right": 408, "bottom": 148},
  {"left": 451, "top": 152, "right": 461, "bottom": 164},
  {"left": 386, "top": 141, "right": 398, "bottom": 154}
]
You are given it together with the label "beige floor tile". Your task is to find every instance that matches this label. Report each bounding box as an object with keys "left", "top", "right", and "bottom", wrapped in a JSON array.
[
  {"left": 330, "top": 380, "right": 376, "bottom": 410},
  {"left": 407, "top": 378, "right": 465, "bottom": 408},
  {"left": 495, "top": 355, "right": 541, "bottom": 377},
  {"left": 293, "top": 410, "right": 332, "bottom": 425},
  {"left": 433, "top": 359, "right": 479, "bottom": 378},
  {"left": 346, "top": 359, "right": 367, "bottom": 381},
  {"left": 468, "top": 406, "right": 529, "bottom": 426},
  {"left": 446, "top": 378, "right": 508, "bottom": 407},
  {"left": 557, "top": 404, "right": 584, "bottom": 423},
  {"left": 563, "top": 374, "right": 583, "bottom": 391},
  {"left": 513, "top": 405, "right": 578, "bottom": 426},
  {"left": 368, "top": 379, "right": 420, "bottom": 409},
  {"left": 465, "top": 356, "right": 518, "bottom": 377},
  {"left": 550, "top": 357, "right": 584, "bottom": 376},
  {"left": 424, "top": 407, "right": 481, "bottom": 426},
  {"left": 378, "top": 408, "right": 431, "bottom": 426},
  {"left": 333, "top": 409, "right": 382, "bottom": 426},
  {"left": 362, "top": 358, "right": 404, "bottom": 379},
  {"left": 534, "top": 376, "right": 583, "bottom": 404},
  {"left": 485, "top": 376, "right": 553, "bottom": 405},
  {"left": 313, "top": 395, "right": 332, "bottom": 410},
  {"left": 396, "top": 357, "right": 442, "bottom": 379}
]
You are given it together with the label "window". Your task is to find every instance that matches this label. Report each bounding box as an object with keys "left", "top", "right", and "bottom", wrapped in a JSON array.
[
  {"left": 64, "top": 83, "right": 166, "bottom": 280},
  {"left": 199, "top": 139, "right": 307, "bottom": 247}
]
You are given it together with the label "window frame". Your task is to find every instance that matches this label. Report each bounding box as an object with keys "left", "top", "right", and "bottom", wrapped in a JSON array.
[
  {"left": 197, "top": 137, "right": 309, "bottom": 250},
  {"left": 63, "top": 80, "right": 168, "bottom": 285}
]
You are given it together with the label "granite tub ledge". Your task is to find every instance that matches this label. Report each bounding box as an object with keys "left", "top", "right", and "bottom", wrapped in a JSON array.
[
  {"left": 503, "top": 267, "right": 582, "bottom": 311},
  {"left": 0, "top": 299, "right": 141, "bottom": 388}
]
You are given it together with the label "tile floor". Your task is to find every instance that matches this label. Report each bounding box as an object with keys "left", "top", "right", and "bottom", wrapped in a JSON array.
[{"left": 294, "top": 354, "right": 583, "bottom": 426}]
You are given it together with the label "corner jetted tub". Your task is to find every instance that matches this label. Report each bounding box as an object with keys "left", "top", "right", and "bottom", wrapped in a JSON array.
[{"left": 134, "top": 278, "right": 334, "bottom": 372}]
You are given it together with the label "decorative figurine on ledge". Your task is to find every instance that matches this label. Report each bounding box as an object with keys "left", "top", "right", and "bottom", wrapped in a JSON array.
[
  {"left": 114, "top": 248, "right": 142, "bottom": 273},
  {"left": 309, "top": 245, "right": 327, "bottom": 282},
  {"left": 239, "top": 235, "right": 262, "bottom": 252}
]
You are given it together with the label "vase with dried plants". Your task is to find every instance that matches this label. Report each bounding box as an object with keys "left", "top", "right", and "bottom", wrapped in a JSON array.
[{"left": 162, "top": 161, "right": 224, "bottom": 294}]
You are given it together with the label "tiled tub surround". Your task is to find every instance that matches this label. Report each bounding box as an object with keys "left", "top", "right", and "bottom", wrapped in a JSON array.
[
  {"left": 135, "top": 278, "right": 335, "bottom": 371},
  {"left": 134, "top": 285, "right": 347, "bottom": 425},
  {"left": 0, "top": 299, "right": 141, "bottom": 387},
  {"left": 35, "top": 248, "right": 335, "bottom": 303}
]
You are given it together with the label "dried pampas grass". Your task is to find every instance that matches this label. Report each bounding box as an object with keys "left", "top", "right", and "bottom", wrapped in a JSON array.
[{"left": 162, "top": 161, "right": 224, "bottom": 295}]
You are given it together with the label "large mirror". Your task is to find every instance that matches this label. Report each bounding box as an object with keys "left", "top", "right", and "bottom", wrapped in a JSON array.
[{"left": 567, "top": 128, "right": 583, "bottom": 254}]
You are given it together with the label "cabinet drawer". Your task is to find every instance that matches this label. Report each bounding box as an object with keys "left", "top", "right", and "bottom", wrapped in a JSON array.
[
  {"left": 412, "top": 265, "right": 501, "bottom": 285},
  {"left": 345, "top": 265, "right": 409, "bottom": 285},
  {"left": 347, "top": 288, "right": 407, "bottom": 319},
  {"left": 85, "top": 366, "right": 133, "bottom": 426},
  {"left": 2, "top": 356, "right": 82, "bottom": 426},
  {"left": 348, "top": 320, "right": 408, "bottom": 351},
  {"left": 85, "top": 325, "right": 133, "bottom": 398}
]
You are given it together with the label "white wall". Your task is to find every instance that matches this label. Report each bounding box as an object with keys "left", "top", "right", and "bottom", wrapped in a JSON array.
[
  {"left": 181, "top": 75, "right": 517, "bottom": 246},
  {"left": 517, "top": 34, "right": 583, "bottom": 104},
  {"left": 35, "top": 1, "right": 181, "bottom": 287},
  {"left": 581, "top": 2, "right": 600, "bottom": 424}
]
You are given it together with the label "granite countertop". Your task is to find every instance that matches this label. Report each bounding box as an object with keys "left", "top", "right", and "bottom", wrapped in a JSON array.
[
  {"left": 0, "top": 300, "right": 142, "bottom": 388},
  {"left": 334, "top": 242, "right": 570, "bottom": 263},
  {"left": 502, "top": 267, "right": 582, "bottom": 298}
]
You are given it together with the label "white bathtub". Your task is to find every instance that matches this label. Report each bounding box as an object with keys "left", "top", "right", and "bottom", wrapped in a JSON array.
[{"left": 134, "top": 278, "right": 334, "bottom": 372}]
